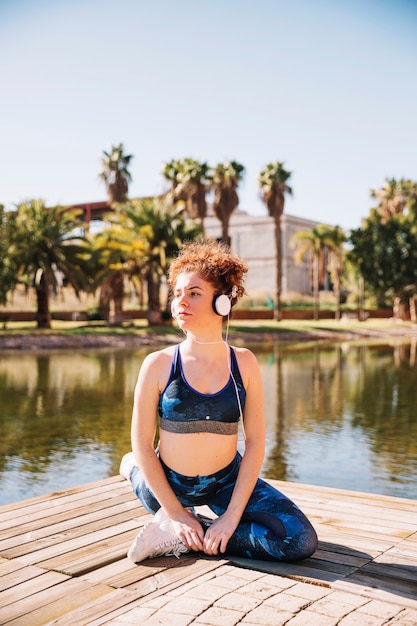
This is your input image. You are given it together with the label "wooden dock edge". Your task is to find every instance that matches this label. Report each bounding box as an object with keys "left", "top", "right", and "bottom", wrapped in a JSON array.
[{"left": 0, "top": 476, "right": 416, "bottom": 625}]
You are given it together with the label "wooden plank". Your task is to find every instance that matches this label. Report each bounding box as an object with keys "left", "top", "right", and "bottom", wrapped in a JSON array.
[
  {"left": 301, "top": 494, "right": 417, "bottom": 516},
  {"left": 332, "top": 578, "right": 417, "bottom": 610},
  {"left": 0, "top": 482, "right": 133, "bottom": 534},
  {"left": 312, "top": 546, "right": 371, "bottom": 568},
  {"left": 1, "top": 579, "right": 115, "bottom": 626},
  {"left": 382, "top": 543, "right": 417, "bottom": 562},
  {"left": 0, "top": 571, "right": 69, "bottom": 609},
  {"left": 81, "top": 554, "right": 227, "bottom": 592},
  {"left": 35, "top": 530, "right": 138, "bottom": 577},
  {"left": 47, "top": 559, "right": 229, "bottom": 626},
  {"left": 33, "top": 587, "right": 145, "bottom": 626},
  {"left": 345, "top": 568, "right": 417, "bottom": 601},
  {"left": 0, "top": 476, "right": 122, "bottom": 521},
  {"left": 125, "top": 555, "right": 228, "bottom": 594},
  {"left": 226, "top": 556, "right": 339, "bottom": 585},
  {"left": 15, "top": 520, "right": 138, "bottom": 571},
  {"left": 94, "top": 564, "right": 243, "bottom": 626},
  {"left": 287, "top": 484, "right": 417, "bottom": 510},
  {"left": 273, "top": 480, "right": 417, "bottom": 509},
  {"left": 81, "top": 553, "right": 187, "bottom": 589},
  {"left": 312, "top": 527, "right": 402, "bottom": 554},
  {"left": 354, "top": 560, "right": 417, "bottom": 586},
  {"left": 0, "top": 563, "right": 49, "bottom": 594},
  {"left": 374, "top": 551, "right": 417, "bottom": 568},
  {"left": 295, "top": 496, "right": 417, "bottom": 523},
  {"left": 319, "top": 520, "right": 410, "bottom": 540},
  {"left": 0, "top": 559, "right": 30, "bottom": 580},
  {"left": 0, "top": 502, "right": 144, "bottom": 557},
  {"left": 301, "top": 502, "right": 417, "bottom": 528},
  {"left": 0, "top": 493, "right": 140, "bottom": 546}
]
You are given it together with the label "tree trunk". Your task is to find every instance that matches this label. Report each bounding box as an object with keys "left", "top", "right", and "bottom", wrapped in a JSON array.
[
  {"left": 334, "top": 275, "right": 341, "bottom": 321},
  {"left": 36, "top": 274, "right": 51, "bottom": 329},
  {"left": 98, "top": 281, "right": 111, "bottom": 323},
  {"left": 146, "top": 269, "right": 162, "bottom": 325},
  {"left": 313, "top": 255, "right": 319, "bottom": 321},
  {"left": 409, "top": 296, "right": 416, "bottom": 323},
  {"left": 393, "top": 296, "right": 401, "bottom": 320},
  {"left": 358, "top": 276, "right": 365, "bottom": 321},
  {"left": 221, "top": 215, "right": 231, "bottom": 245},
  {"left": 274, "top": 216, "right": 282, "bottom": 321},
  {"left": 112, "top": 271, "right": 125, "bottom": 325}
]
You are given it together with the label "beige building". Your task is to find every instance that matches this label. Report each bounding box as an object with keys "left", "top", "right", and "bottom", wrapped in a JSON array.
[{"left": 204, "top": 210, "right": 327, "bottom": 300}]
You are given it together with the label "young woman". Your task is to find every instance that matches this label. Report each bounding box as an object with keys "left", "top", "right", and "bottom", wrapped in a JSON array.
[{"left": 120, "top": 239, "right": 317, "bottom": 563}]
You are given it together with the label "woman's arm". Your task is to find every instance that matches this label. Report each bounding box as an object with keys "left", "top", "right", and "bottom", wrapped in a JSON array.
[
  {"left": 203, "top": 348, "right": 266, "bottom": 555},
  {"left": 131, "top": 349, "right": 205, "bottom": 550}
]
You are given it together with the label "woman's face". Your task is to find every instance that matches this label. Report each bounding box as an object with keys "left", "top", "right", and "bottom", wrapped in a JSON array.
[{"left": 172, "top": 271, "right": 218, "bottom": 330}]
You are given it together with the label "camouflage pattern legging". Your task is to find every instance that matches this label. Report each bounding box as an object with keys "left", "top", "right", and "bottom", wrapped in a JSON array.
[{"left": 129, "top": 452, "right": 318, "bottom": 562}]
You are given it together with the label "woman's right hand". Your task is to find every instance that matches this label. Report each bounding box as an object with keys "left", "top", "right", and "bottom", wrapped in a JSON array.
[{"left": 171, "top": 508, "right": 205, "bottom": 552}]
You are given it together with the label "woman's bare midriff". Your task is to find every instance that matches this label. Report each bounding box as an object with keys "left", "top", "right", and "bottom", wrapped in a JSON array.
[{"left": 158, "top": 430, "right": 238, "bottom": 476}]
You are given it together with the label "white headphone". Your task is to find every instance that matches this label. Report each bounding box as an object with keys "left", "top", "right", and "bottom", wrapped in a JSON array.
[
  {"left": 213, "top": 294, "right": 232, "bottom": 316},
  {"left": 172, "top": 285, "right": 238, "bottom": 319},
  {"left": 212, "top": 285, "right": 239, "bottom": 317}
]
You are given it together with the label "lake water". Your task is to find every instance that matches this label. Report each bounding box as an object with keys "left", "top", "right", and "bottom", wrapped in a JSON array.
[{"left": 1, "top": 339, "right": 416, "bottom": 505}]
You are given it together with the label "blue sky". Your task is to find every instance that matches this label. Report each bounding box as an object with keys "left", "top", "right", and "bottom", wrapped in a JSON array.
[{"left": 1, "top": 0, "right": 416, "bottom": 231}]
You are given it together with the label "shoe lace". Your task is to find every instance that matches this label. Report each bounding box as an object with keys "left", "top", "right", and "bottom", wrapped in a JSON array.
[
  {"left": 131, "top": 512, "right": 189, "bottom": 560},
  {"left": 150, "top": 538, "right": 188, "bottom": 559}
]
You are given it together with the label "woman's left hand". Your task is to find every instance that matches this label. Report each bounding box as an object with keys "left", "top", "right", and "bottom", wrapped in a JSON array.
[{"left": 202, "top": 514, "right": 238, "bottom": 555}]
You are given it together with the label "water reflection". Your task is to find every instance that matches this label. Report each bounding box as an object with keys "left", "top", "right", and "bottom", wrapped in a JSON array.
[
  {"left": 0, "top": 341, "right": 416, "bottom": 505},
  {"left": 0, "top": 349, "right": 143, "bottom": 504},
  {"left": 259, "top": 341, "right": 417, "bottom": 499}
]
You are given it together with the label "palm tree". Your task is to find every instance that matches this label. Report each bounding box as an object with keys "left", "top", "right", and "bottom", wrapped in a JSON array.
[
  {"left": 99, "top": 143, "right": 133, "bottom": 204},
  {"left": 12, "top": 199, "right": 91, "bottom": 328},
  {"left": 162, "top": 158, "right": 211, "bottom": 226},
  {"left": 258, "top": 162, "right": 292, "bottom": 321},
  {"left": 290, "top": 224, "right": 346, "bottom": 320},
  {"left": 371, "top": 178, "right": 408, "bottom": 223},
  {"left": 97, "top": 197, "right": 202, "bottom": 325},
  {"left": 321, "top": 225, "right": 346, "bottom": 320},
  {"left": 211, "top": 160, "right": 245, "bottom": 244},
  {"left": 161, "top": 159, "right": 185, "bottom": 204},
  {"left": 403, "top": 179, "right": 417, "bottom": 219},
  {"left": 371, "top": 177, "right": 417, "bottom": 224},
  {"left": 89, "top": 231, "right": 128, "bottom": 324},
  {"left": 290, "top": 229, "right": 323, "bottom": 320},
  {"left": 0, "top": 205, "right": 18, "bottom": 305}
]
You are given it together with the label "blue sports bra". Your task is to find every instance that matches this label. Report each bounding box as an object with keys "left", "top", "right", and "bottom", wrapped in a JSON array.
[{"left": 159, "top": 344, "right": 246, "bottom": 435}]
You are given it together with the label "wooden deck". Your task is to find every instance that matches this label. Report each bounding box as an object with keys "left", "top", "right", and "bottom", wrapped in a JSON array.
[{"left": 0, "top": 476, "right": 416, "bottom": 626}]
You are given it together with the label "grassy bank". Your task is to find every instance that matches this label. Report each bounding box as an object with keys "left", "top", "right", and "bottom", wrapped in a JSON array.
[{"left": 0, "top": 317, "right": 416, "bottom": 344}]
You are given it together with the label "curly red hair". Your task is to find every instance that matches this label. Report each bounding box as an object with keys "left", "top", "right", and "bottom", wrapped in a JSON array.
[{"left": 168, "top": 238, "right": 247, "bottom": 304}]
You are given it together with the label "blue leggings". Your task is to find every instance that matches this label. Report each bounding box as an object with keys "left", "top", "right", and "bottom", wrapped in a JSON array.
[{"left": 129, "top": 452, "right": 317, "bottom": 562}]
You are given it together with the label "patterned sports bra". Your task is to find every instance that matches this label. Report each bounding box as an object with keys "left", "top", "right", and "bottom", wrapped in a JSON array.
[{"left": 159, "top": 344, "right": 246, "bottom": 435}]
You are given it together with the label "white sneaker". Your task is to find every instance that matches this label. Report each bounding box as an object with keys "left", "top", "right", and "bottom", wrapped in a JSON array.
[
  {"left": 128, "top": 508, "right": 189, "bottom": 563},
  {"left": 119, "top": 452, "right": 136, "bottom": 481}
]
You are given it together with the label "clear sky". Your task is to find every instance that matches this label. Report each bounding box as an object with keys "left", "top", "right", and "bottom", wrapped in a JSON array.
[{"left": 1, "top": 0, "right": 416, "bottom": 231}]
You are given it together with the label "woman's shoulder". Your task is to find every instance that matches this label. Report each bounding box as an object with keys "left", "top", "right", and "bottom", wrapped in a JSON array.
[
  {"left": 142, "top": 343, "right": 178, "bottom": 368},
  {"left": 138, "top": 343, "right": 179, "bottom": 390},
  {"left": 231, "top": 345, "right": 259, "bottom": 372},
  {"left": 231, "top": 344, "right": 256, "bottom": 360},
  {"left": 231, "top": 345, "right": 262, "bottom": 389}
]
